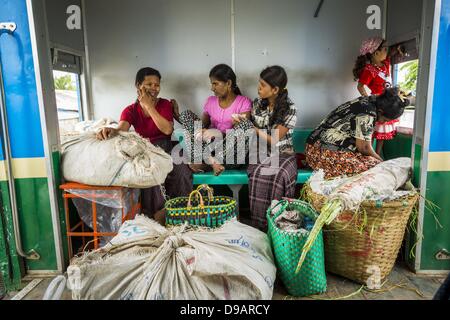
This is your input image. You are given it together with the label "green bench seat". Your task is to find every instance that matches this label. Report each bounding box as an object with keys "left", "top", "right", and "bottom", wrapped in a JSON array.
[{"left": 192, "top": 169, "right": 314, "bottom": 185}]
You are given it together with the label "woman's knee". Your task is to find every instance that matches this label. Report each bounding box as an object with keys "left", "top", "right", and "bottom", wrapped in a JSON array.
[{"left": 169, "top": 163, "right": 192, "bottom": 181}]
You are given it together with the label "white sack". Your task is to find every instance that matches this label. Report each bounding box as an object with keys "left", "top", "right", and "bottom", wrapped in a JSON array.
[
  {"left": 61, "top": 131, "right": 173, "bottom": 188},
  {"left": 310, "top": 158, "right": 413, "bottom": 211},
  {"left": 67, "top": 216, "right": 276, "bottom": 300}
]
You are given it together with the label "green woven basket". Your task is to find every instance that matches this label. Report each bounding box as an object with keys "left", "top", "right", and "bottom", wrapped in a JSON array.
[
  {"left": 165, "top": 185, "right": 237, "bottom": 228},
  {"left": 267, "top": 199, "right": 327, "bottom": 297}
]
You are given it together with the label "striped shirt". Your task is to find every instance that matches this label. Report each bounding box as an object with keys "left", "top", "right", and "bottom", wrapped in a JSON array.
[{"left": 251, "top": 98, "right": 297, "bottom": 154}]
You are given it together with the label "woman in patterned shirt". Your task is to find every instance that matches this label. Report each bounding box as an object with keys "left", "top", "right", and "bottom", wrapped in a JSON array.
[
  {"left": 241, "top": 66, "right": 298, "bottom": 231},
  {"left": 305, "top": 87, "right": 410, "bottom": 179}
]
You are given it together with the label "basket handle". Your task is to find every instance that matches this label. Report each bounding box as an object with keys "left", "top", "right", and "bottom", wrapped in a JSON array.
[
  {"left": 266, "top": 199, "right": 290, "bottom": 220},
  {"left": 196, "top": 184, "right": 214, "bottom": 202},
  {"left": 187, "top": 190, "right": 204, "bottom": 208}
]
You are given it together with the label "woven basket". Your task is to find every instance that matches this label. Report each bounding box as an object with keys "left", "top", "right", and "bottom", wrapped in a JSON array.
[
  {"left": 165, "top": 185, "right": 237, "bottom": 228},
  {"left": 267, "top": 199, "right": 327, "bottom": 297},
  {"left": 304, "top": 185, "right": 419, "bottom": 285}
]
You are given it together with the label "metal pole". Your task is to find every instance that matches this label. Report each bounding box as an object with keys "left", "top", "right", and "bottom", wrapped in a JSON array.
[
  {"left": 314, "top": 0, "right": 325, "bottom": 18},
  {"left": 0, "top": 23, "right": 40, "bottom": 260},
  {"left": 230, "top": 0, "right": 236, "bottom": 71}
]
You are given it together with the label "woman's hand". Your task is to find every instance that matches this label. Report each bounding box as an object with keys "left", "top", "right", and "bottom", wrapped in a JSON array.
[
  {"left": 232, "top": 113, "right": 249, "bottom": 126},
  {"left": 203, "top": 129, "right": 218, "bottom": 141},
  {"left": 96, "top": 127, "right": 119, "bottom": 140},
  {"left": 138, "top": 87, "right": 158, "bottom": 111},
  {"left": 195, "top": 128, "right": 221, "bottom": 142},
  {"left": 356, "top": 138, "right": 383, "bottom": 161},
  {"left": 357, "top": 83, "right": 369, "bottom": 97},
  {"left": 396, "top": 45, "right": 406, "bottom": 57}
]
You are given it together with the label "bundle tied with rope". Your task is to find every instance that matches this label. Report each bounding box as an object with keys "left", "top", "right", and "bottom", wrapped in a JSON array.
[
  {"left": 296, "top": 158, "right": 418, "bottom": 276},
  {"left": 61, "top": 130, "right": 173, "bottom": 188},
  {"left": 65, "top": 215, "right": 276, "bottom": 300}
]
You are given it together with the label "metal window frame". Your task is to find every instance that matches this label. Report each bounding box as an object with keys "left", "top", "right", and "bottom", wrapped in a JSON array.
[
  {"left": 51, "top": 47, "right": 85, "bottom": 122},
  {"left": 413, "top": 0, "right": 442, "bottom": 273},
  {"left": 26, "top": 0, "right": 65, "bottom": 273}
]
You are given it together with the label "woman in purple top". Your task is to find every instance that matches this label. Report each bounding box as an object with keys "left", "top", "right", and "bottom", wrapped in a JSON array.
[{"left": 175, "top": 64, "right": 253, "bottom": 176}]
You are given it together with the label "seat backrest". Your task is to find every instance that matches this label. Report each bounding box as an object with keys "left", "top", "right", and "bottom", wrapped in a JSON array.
[
  {"left": 293, "top": 129, "right": 313, "bottom": 153},
  {"left": 173, "top": 128, "right": 186, "bottom": 148},
  {"left": 174, "top": 127, "right": 314, "bottom": 154}
]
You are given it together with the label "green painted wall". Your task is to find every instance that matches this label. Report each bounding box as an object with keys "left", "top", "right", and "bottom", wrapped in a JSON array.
[
  {"left": 16, "top": 150, "right": 68, "bottom": 271},
  {"left": 0, "top": 181, "right": 23, "bottom": 291},
  {"left": 413, "top": 144, "right": 422, "bottom": 187},
  {"left": 420, "top": 171, "right": 450, "bottom": 270},
  {"left": 0, "top": 151, "right": 67, "bottom": 283},
  {"left": 383, "top": 134, "right": 418, "bottom": 270},
  {"left": 15, "top": 178, "right": 57, "bottom": 271},
  {"left": 383, "top": 133, "right": 413, "bottom": 160},
  {"left": 52, "top": 151, "right": 69, "bottom": 267}
]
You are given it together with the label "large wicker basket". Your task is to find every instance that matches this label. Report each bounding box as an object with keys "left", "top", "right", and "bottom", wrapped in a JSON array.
[{"left": 304, "top": 185, "right": 419, "bottom": 285}]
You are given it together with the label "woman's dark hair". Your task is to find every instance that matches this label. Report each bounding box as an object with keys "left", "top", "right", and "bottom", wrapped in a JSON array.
[
  {"left": 209, "top": 64, "right": 242, "bottom": 96},
  {"left": 374, "top": 87, "right": 408, "bottom": 120},
  {"left": 135, "top": 67, "right": 161, "bottom": 87},
  {"left": 260, "top": 65, "right": 290, "bottom": 127},
  {"left": 353, "top": 40, "right": 386, "bottom": 81}
]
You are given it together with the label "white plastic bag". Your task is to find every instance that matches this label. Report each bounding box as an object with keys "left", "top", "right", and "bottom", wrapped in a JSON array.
[{"left": 309, "top": 158, "right": 414, "bottom": 211}]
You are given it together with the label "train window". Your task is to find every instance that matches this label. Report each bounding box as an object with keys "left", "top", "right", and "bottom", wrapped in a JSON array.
[
  {"left": 51, "top": 49, "right": 84, "bottom": 135},
  {"left": 394, "top": 59, "right": 418, "bottom": 132},
  {"left": 392, "top": 39, "right": 419, "bottom": 133}
]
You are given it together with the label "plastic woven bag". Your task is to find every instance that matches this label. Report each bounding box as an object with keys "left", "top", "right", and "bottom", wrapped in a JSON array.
[{"left": 267, "top": 199, "right": 327, "bottom": 297}]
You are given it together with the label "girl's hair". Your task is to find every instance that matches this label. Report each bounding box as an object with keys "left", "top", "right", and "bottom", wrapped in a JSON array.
[
  {"left": 353, "top": 40, "right": 386, "bottom": 81},
  {"left": 374, "top": 87, "right": 408, "bottom": 120},
  {"left": 135, "top": 67, "right": 161, "bottom": 87},
  {"left": 260, "top": 66, "right": 290, "bottom": 127},
  {"left": 209, "top": 64, "right": 242, "bottom": 96}
]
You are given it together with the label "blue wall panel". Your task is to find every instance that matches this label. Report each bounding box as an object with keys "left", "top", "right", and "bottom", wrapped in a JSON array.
[
  {"left": 429, "top": 0, "right": 450, "bottom": 153},
  {"left": 0, "top": 0, "right": 44, "bottom": 160}
]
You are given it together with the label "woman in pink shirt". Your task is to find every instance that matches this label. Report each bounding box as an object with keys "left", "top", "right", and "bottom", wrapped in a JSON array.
[{"left": 175, "top": 64, "right": 253, "bottom": 176}]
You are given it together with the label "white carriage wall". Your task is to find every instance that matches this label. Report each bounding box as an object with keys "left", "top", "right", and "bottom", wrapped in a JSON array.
[{"left": 83, "top": 0, "right": 384, "bottom": 128}]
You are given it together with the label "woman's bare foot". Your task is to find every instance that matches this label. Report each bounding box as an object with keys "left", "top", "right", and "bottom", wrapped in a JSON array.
[
  {"left": 211, "top": 163, "right": 225, "bottom": 176},
  {"left": 188, "top": 163, "right": 208, "bottom": 173}
]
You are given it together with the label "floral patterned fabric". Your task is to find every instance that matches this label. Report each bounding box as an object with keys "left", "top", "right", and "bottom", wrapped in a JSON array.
[
  {"left": 307, "top": 97, "right": 377, "bottom": 153},
  {"left": 305, "top": 141, "right": 381, "bottom": 179}
]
